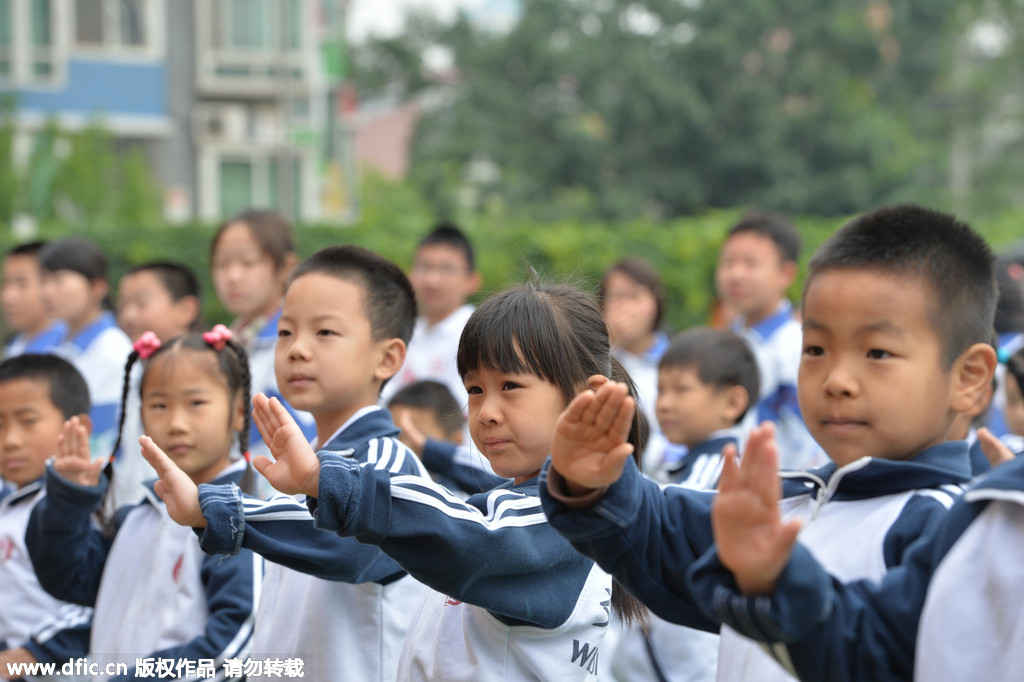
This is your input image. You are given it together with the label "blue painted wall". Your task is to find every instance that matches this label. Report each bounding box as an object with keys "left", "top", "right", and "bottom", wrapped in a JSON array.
[{"left": 6, "top": 58, "right": 166, "bottom": 117}]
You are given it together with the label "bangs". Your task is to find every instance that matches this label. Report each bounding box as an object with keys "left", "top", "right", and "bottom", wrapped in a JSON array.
[{"left": 457, "top": 288, "right": 565, "bottom": 388}]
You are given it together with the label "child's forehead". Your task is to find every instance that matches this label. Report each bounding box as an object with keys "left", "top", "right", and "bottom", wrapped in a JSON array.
[
  {"left": 285, "top": 271, "right": 369, "bottom": 315},
  {"left": 415, "top": 242, "right": 469, "bottom": 266},
  {"left": 0, "top": 377, "right": 61, "bottom": 412},
  {"left": 805, "top": 267, "right": 936, "bottom": 305}
]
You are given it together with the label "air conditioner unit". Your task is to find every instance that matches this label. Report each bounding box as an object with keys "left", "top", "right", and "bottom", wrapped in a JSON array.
[{"left": 194, "top": 103, "right": 250, "bottom": 142}]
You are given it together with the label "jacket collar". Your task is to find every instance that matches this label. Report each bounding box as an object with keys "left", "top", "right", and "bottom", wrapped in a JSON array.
[
  {"left": 779, "top": 440, "right": 972, "bottom": 502},
  {"left": 141, "top": 458, "right": 248, "bottom": 507},
  {"left": 667, "top": 432, "right": 738, "bottom": 475},
  {"left": 0, "top": 478, "right": 44, "bottom": 507},
  {"left": 733, "top": 300, "right": 794, "bottom": 342},
  {"left": 319, "top": 405, "right": 399, "bottom": 453}
]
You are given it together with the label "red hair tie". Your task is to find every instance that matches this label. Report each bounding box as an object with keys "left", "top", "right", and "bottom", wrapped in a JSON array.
[
  {"left": 242, "top": 450, "right": 251, "bottom": 463},
  {"left": 133, "top": 331, "right": 161, "bottom": 359},
  {"left": 203, "top": 324, "right": 233, "bottom": 351}
]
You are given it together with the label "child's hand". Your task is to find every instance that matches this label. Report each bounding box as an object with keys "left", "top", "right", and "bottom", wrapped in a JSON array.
[
  {"left": 139, "top": 435, "right": 206, "bottom": 528},
  {"left": 550, "top": 375, "right": 636, "bottom": 495},
  {"left": 712, "top": 423, "right": 802, "bottom": 594},
  {"left": 53, "top": 416, "right": 104, "bottom": 487},
  {"left": 395, "top": 410, "right": 427, "bottom": 455},
  {"left": 977, "top": 427, "right": 1017, "bottom": 469},
  {"left": 251, "top": 393, "right": 321, "bottom": 497}
]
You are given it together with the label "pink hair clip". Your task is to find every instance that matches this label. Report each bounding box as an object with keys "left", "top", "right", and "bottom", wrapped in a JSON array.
[
  {"left": 203, "top": 324, "right": 233, "bottom": 351},
  {"left": 133, "top": 331, "right": 161, "bottom": 359}
]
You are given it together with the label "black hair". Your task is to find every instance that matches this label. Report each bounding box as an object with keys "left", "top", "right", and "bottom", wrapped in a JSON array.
[
  {"left": 289, "top": 245, "right": 418, "bottom": 347},
  {"left": 212, "top": 208, "right": 296, "bottom": 270},
  {"left": 457, "top": 277, "right": 648, "bottom": 626},
  {"left": 1006, "top": 346, "right": 1024, "bottom": 406},
  {"left": 727, "top": 209, "right": 802, "bottom": 264},
  {"left": 0, "top": 353, "right": 90, "bottom": 419},
  {"left": 99, "top": 330, "right": 254, "bottom": 534},
  {"left": 599, "top": 256, "right": 667, "bottom": 333},
  {"left": 387, "top": 380, "right": 465, "bottom": 435},
  {"left": 659, "top": 328, "right": 760, "bottom": 424},
  {"left": 38, "top": 237, "right": 112, "bottom": 311},
  {"left": 6, "top": 240, "right": 48, "bottom": 258},
  {"left": 805, "top": 204, "right": 996, "bottom": 368},
  {"left": 125, "top": 261, "right": 203, "bottom": 331},
  {"left": 417, "top": 222, "right": 476, "bottom": 271}
]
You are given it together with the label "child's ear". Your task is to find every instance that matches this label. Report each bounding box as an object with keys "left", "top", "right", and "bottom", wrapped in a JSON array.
[
  {"left": 721, "top": 386, "right": 750, "bottom": 424},
  {"left": 172, "top": 295, "right": 201, "bottom": 333},
  {"left": 77, "top": 413, "right": 94, "bottom": 437},
  {"left": 950, "top": 342, "right": 998, "bottom": 414},
  {"left": 374, "top": 338, "right": 407, "bottom": 383},
  {"left": 90, "top": 278, "right": 109, "bottom": 303}
]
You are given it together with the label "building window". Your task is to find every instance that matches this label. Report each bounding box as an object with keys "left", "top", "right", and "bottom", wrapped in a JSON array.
[
  {"left": 0, "top": 0, "right": 60, "bottom": 84},
  {"left": 75, "top": 0, "right": 153, "bottom": 51},
  {"left": 218, "top": 154, "right": 303, "bottom": 221},
  {"left": 200, "top": 0, "right": 306, "bottom": 87}
]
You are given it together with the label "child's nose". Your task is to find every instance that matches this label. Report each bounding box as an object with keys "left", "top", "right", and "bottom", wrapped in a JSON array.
[{"left": 823, "top": 361, "right": 857, "bottom": 397}]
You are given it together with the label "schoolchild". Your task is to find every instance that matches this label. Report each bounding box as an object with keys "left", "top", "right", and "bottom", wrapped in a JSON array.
[
  {"left": 210, "top": 208, "right": 315, "bottom": 458},
  {"left": 608, "top": 327, "right": 759, "bottom": 682},
  {"left": 239, "top": 280, "right": 648, "bottom": 681},
  {"left": 2, "top": 242, "right": 65, "bottom": 357},
  {"left": 684, "top": 412, "right": 1024, "bottom": 682},
  {"left": 715, "top": 210, "right": 823, "bottom": 469},
  {"left": 113, "top": 261, "right": 203, "bottom": 507},
  {"left": 380, "top": 222, "right": 481, "bottom": 409},
  {"left": 600, "top": 257, "right": 672, "bottom": 473},
  {"left": 0, "top": 355, "right": 91, "bottom": 678},
  {"left": 541, "top": 205, "right": 997, "bottom": 682},
  {"left": 25, "top": 330, "right": 261, "bottom": 681},
  {"left": 389, "top": 380, "right": 508, "bottom": 495},
  {"left": 142, "top": 245, "right": 432, "bottom": 682},
  {"left": 38, "top": 237, "right": 131, "bottom": 456}
]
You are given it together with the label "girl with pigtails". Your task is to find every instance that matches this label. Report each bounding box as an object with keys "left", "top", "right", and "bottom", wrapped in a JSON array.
[{"left": 25, "top": 326, "right": 262, "bottom": 682}]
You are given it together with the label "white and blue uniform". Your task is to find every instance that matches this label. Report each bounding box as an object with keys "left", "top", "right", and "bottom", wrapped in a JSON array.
[
  {"left": 52, "top": 312, "right": 132, "bottom": 457},
  {"left": 0, "top": 480, "right": 90, "bottom": 677},
  {"left": 194, "top": 406, "right": 430, "bottom": 682},
  {"left": 245, "top": 310, "right": 316, "bottom": 458},
  {"left": 733, "top": 301, "right": 824, "bottom": 470},
  {"left": 688, "top": 454, "right": 1024, "bottom": 682},
  {"left": 609, "top": 434, "right": 737, "bottom": 682},
  {"left": 4, "top": 320, "right": 67, "bottom": 358},
  {"left": 25, "top": 460, "right": 261, "bottom": 682},
  {"left": 308, "top": 453, "right": 616, "bottom": 681},
  {"left": 419, "top": 438, "right": 508, "bottom": 495},
  {"left": 541, "top": 441, "right": 973, "bottom": 682}
]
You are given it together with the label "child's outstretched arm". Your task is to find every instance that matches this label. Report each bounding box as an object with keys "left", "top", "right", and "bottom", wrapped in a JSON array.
[
  {"left": 712, "top": 422, "right": 802, "bottom": 594},
  {"left": 139, "top": 435, "right": 206, "bottom": 528},
  {"left": 25, "top": 419, "right": 114, "bottom": 606},
  {"left": 250, "top": 392, "right": 321, "bottom": 497},
  {"left": 549, "top": 376, "right": 636, "bottom": 495}
]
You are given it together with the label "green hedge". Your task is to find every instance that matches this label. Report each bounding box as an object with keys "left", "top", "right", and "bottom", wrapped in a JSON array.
[{"left": 7, "top": 179, "right": 1024, "bottom": 335}]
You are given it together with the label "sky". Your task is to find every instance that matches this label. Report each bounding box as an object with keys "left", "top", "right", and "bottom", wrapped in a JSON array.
[{"left": 347, "top": 0, "right": 486, "bottom": 40}]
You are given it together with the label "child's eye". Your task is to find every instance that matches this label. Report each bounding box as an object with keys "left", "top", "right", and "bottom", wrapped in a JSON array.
[
  {"left": 317, "top": 329, "right": 336, "bottom": 336},
  {"left": 465, "top": 385, "right": 482, "bottom": 395},
  {"left": 803, "top": 345, "right": 824, "bottom": 357},
  {"left": 867, "top": 349, "right": 892, "bottom": 360},
  {"left": 502, "top": 381, "right": 521, "bottom": 390},
  {"left": 191, "top": 400, "right": 208, "bottom": 407},
  {"left": 277, "top": 329, "right": 292, "bottom": 338}
]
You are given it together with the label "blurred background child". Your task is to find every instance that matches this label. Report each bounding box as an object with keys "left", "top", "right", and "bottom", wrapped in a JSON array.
[
  {"left": 112, "top": 261, "right": 203, "bottom": 506},
  {"left": 38, "top": 237, "right": 131, "bottom": 457},
  {"left": 210, "top": 208, "right": 315, "bottom": 468},
  {"left": 2, "top": 242, "right": 65, "bottom": 358},
  {"left": 600, "top": 257, "right": 671, "bottom": 474}
]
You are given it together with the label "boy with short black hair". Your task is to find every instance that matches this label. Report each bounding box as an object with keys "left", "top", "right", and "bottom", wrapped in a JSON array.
[
  {"left": 0, "top": 354, "right": 91, "bottom": 675},
  {"left": 2, "top": 242, "right": 65, "bottom": 357},
  {"left": 381, "top": 222, "right": 481, "bottom": 408},
  {"left": 142, "top": 244, "right": 431, "bottom": 682},
  {"left": 716, "top": 210, "right": 821, "bottom": 469},
  {"left": 541, "top": 205, "right": 997, "bottom": 682}
]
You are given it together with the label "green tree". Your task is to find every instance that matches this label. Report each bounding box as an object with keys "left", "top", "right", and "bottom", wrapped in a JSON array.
[{"left": 360, "top": 0, "right": 969, "bottom": 219}]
